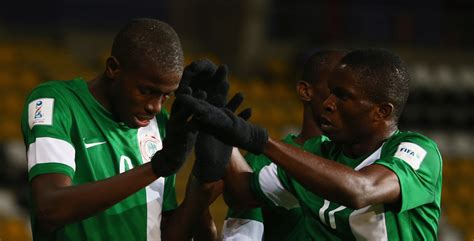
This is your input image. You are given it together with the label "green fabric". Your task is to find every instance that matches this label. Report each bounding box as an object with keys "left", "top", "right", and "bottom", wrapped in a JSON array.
[
  {"left": 251, "top": 130, "right": 442, "bottom": 241},
  {"left": 22, "top": 78, "right": 177, "bottom": 241},
  {"left": 226, "top": 134, "right": 328, "bottom": 241}
]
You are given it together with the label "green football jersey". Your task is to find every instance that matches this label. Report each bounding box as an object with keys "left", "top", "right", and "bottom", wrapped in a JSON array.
[
  {"left": 21, "top": 78, "right": 178, "bottom": 241},
  {"left": 251, "top": 130, "right": 442, "bottom": 241},
  {"left": 223, "top": 134, "right": 328, "bottom": 241}
]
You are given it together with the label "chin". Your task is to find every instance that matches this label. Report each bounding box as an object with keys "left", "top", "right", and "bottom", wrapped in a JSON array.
[
  {"left": 323, "top": 131, "right": 342, "bottom": 143},
  {"left": 120, "top": 117, "right": 139, "bottom": 129}
]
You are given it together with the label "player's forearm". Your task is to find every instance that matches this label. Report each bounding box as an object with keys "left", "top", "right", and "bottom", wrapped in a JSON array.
[
  {"left": 223, "top": 148, "right": 261, "bottom": 210},
  {"left": 262, "top": 137, "right": 376, "bottom": 209},
  {"left": 192, "top": 209, "right": 219, "bottom": 241},
  {"left": 162, "top": 178, "right": 219, "bottom": 241},
  {"left": 33, "top": 163, "right": 157, "bottom": 232}
]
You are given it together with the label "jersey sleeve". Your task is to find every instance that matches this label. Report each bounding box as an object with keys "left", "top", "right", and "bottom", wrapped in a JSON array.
[
  {"left": 21, "top": 84, "right": 76, "bottom": 181},
  {"left": 375, "top": 133, "right": 442, "bottom": 212},
  {"left": 250, "top": 163, "right": 300, "bottom": 210},
  {"left": 222, "top": 208, "right": 264, "bottom": 241},
  {"left": 162, "top": 174, "right": 178, "bottom": 211}
]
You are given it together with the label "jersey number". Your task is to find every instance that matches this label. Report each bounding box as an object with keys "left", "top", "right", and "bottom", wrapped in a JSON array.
[
  {"left": 119, "top": 155, "right": 134, "bottom": 173},
  {"left": 318, "top": 200, "right": 346, "bottom": 229}
]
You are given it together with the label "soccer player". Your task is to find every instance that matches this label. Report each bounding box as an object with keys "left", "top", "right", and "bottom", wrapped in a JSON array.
[
  {"left": 221, "top": 50, "right": 347, "bottom": 241},
  {"left": 178, "top": 48, "right": 443, "bottom": 240},
  {"left": 21, "top": 18, "right": 226, "bottom": 241}
]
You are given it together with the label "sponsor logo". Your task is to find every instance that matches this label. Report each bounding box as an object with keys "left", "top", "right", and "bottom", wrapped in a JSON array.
[
  {"left": 28, "top": 98, "right": 54, "bottom": 128},
  {"left": 394, "top": 142, "right": 427, "bottom": 170},
  {"left": 399, "top": 147, "right": 421, "bottom": 159},
  {"left": 83, "top": 139, "right": 107, "bottom": 149},
  {"left": 34, "top": 100, "right": 43, "bottom": 119}
]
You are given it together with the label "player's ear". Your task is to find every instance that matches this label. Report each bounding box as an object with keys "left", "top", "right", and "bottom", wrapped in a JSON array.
[
  {"left": 105, "top": 56, "right": 121, "bottom": 80},
  {"left": 374, "top": 102, "right": 394, "bottom": 121},
  {"left": 296, "top": 80, "right": 313, "bottom": 102}
]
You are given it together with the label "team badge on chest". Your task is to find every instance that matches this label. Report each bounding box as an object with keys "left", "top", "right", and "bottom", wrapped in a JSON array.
[
  {"left": 139, "top": 135, "right": 162, "bottom": 162},
  {"left": 137, "top": 118, "right": 163, "bottom": 163}
]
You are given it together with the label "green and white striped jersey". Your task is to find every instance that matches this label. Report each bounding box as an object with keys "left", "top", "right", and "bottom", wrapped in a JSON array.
[
  {"left": 21, "top": 78, "right": 177, "bottom": 241},
  {"left": 251, "top": 130, "right": 442, "bottom": 241},
  {"left": 223, "top": 134, "right": 328, "bottom": 241}
]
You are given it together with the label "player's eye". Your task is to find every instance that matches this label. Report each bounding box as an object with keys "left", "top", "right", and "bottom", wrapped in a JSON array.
[
  {"left": 332, "top": 89, "right": 349, "bottom": 101},
  {"left": 138, "top": 87, "right": 152, "bottom": 95}
]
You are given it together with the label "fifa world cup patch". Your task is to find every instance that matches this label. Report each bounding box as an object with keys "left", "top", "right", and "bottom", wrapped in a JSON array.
[
  {"left": 394, "top": 142, "right": 427, "bottom": 170},
  {"left": 28, "top": 98, "right": 54, "bottom": 129}
]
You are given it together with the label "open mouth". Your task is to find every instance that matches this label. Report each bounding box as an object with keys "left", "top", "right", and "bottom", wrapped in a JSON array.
[
  {"left": 134, "top": 116, "right": 153, "bottom": 127},
  {"left": 319, "top": 116, "right": 333, "bottom": 130}
]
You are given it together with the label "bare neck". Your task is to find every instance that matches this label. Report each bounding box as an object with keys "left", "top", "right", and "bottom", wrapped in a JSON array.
[
  {"left": 88, "top": 74, "right": 112, "bottom": 112},
  {"left": 294, "top": 105, "right": 323, "bottom": 145},
  {"left": 341, "top": 125, "right": 397, "bottom": 158}
]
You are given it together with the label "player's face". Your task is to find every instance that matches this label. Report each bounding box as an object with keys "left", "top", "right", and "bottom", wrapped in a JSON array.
[
  {"left": 320, "top": 65, "right": 377, "bottom": 143},
  {"left": 110, "top": 62, "right": 181, "bottom": 128},
  {"left": 309, "top": 71, "right": 331, "bottom": 127}
]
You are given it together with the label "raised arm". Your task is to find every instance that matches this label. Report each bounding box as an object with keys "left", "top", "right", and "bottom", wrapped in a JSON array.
[
  {"left": 223, "top": 148, "right": 261, "bottom": 210},
  {"left": 263, "top": 137, "right": 400, "bottom": 209},
  {"left": 175, "top": 93, "right": 401, "bottom": 210}
]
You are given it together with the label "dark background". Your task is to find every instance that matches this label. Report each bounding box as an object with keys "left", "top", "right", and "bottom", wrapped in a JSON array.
[{"left": 0, "top": 1, "right": 472, "bottom": 240}]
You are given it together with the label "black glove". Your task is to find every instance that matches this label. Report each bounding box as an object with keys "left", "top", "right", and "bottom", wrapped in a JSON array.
[
  {"left": 179, "top": 59, "right": 229, "bottom": 107},
  {"left": 150, "top": 87, "right": 206, "bottom": 177},
  {"left": 176, "top": 59, "right": 217, "bottom": 95},
  {"left": 175, "top": 92, "right": 267, "bottom": 155},
  {"left": 192, "top": 93, "right": 251, "bottom": 182},
  {"left": 191, "top": 63, "right": 229, "bottom": 107}
]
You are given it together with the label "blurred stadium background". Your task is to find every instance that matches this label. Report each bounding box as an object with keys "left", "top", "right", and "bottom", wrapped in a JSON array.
[{"left": 0, "top": 0, "right": 473, "bottom": 240}]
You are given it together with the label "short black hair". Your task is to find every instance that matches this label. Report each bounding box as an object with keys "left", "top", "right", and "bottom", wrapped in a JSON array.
[
  {"left": 111, "top": 18, "right": 183, "bottom": 74},
  {"left": 301, "top": 49, "right": 349, "bottom": 84},
  {"left": 341, "top": 48, "right": 410, "bottom": 120}
]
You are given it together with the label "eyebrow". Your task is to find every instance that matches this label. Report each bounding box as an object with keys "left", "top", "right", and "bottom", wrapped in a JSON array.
[{"left": 332, "top": 86, "right": 354, "bottom": 97}]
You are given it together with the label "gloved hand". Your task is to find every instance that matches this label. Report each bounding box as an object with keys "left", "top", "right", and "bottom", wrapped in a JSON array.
[
  {"left": 150, "top": 87, "right": 206, "bottom": 177},
  {"left": 176, "top": 59, "right": 218, "bottom": 95},
  {"left": 179, "top": 59, "right": 229, "bottom": 107},
  {"left": 191, "top": 63, "right": 229, "bottom": 106},
  {"left": 175, "top": 92, "right": 267, "bottom": 155},
  {"left": 192, "top": 93, "right": 251, "bottom": 182}
]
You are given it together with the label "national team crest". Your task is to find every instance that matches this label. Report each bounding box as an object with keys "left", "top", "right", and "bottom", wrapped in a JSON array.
[
  {"left": 139, "top": 135, "right": 162, "bottom": 162},
  {"left": 137, "top": 118, "right": 163, "bottom": 163}
]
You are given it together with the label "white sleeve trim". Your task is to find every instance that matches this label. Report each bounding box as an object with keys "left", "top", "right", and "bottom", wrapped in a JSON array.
[
  {"left": 258, "top": 163, "right": 300, "bottom": 210},
  {"left": 27, "top": 137, "right": 76, "bottom": 171},
  {"left": 222, "top": 218, "right": 264, "bottom": 241}
]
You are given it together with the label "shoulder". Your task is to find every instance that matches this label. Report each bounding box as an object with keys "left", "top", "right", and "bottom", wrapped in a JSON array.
[
  {"left": 384, "top": 131, "right": 439, "bottom": 154},
  {"left": 380, "top": 130, "right": 442, "bottom": 171},
  {"left": 26, "top": 79, "right": 82, "bottom": 101}
]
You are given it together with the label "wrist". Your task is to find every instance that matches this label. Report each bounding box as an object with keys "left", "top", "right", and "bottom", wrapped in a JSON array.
[
  {"left": 150, "top": 151, "right": 174, "bottom": 178},
  {"left": 248, "top": 126, "right": 268, "bottom": 154}
]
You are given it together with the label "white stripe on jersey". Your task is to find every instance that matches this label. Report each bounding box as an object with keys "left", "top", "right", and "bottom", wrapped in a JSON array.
[
  {"left": 350, "top": 144, "right": 388, "bottom": 241},
  {"left": 145, "top": 178, "right": 165, "bottom": 241},
  {"left": 354, "top": 144, "right": 383, "bottom": 171},
  {"left": 222, "top": 218, "right": 264, "bottom": 241},
  {"left": 27, "top": 137, "right": 75, "bottom": 171},
  {"left": 137, "top": 118, "right": 165, "bottom": 241},
  {"left": 349, "top": 205, "right": 388, "bottom": 241},
  {"left": 258, "top": 163, "right": 300, "bottom": 210}
]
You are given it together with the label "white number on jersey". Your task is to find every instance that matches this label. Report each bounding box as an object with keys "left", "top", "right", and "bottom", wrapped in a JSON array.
[{"left": 119, "top": 155, "right": 133, "bottom": 173}]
